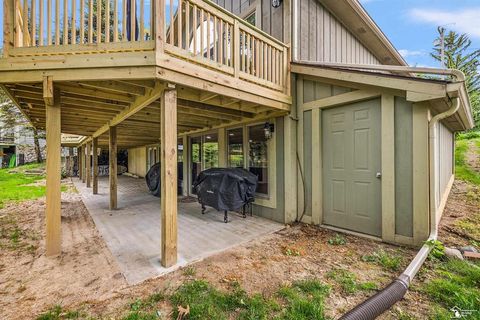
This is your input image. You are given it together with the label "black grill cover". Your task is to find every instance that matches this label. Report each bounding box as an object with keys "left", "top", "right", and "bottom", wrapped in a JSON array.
[
  {"left": 193, "top": 168, "right": 258, "bottom": 212},
  {"left": 145, "top": 162, "right": 183, "bottom": 196}
]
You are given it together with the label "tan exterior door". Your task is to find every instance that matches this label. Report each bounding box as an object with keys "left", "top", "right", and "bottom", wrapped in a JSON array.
[{"left": 322, "top": 99, "right": 382, "bottom": 237}]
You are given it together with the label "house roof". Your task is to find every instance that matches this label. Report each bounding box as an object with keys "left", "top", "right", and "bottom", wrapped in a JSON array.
[
  {"left": 318, "top": 0, "right": 408, "bottom": 66},
  {"left": 291, "top": 62, "right": 474, "bottom": 131}
]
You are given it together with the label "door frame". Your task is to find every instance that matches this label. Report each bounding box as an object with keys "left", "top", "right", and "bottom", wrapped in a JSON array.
[{"left": 296, "top": 76, "right": 396, "bottom": 242}]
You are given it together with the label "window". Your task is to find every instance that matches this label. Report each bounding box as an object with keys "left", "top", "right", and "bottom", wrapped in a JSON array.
[
  {"left": 203, "top": 133, "right": 219, "bottom": 169},
  {"left": 248, "top": 124, "right": 269, "bottom": 195},
  {"left": 245, "top": 12, "right": 256, "bottom": 27},
  {"left": 227, "top": 128, "right": 244, "bottom": 168},
  {"left": 190, "top": 133, "right": 219, "bottom": 193}
]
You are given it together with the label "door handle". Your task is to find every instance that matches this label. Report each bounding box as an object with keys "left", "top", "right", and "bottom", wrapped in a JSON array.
[{"left": 376, "top": 172, "right": 382, "bottom": 179}]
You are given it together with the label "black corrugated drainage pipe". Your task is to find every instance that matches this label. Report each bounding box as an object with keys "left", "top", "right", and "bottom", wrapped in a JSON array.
[{"left": 339, "top": 275, "right": 409, "bottom": 320}]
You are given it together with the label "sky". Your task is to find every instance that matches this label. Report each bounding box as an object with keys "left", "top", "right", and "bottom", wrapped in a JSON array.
[
  {"left": 359, "top": 0, "right": 480, "bottom": 67},
  {"left": 0, "top": 0, "right": 479, "bottom": 67}
]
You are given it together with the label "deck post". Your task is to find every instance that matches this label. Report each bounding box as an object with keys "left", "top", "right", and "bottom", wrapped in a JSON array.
[
  {"left": 78, "top": 146, "right": 83, "bottom": 178},
  {"left": 3, "top": 0, "right": 14, "bottom": 57},
  {"left": 68, "top": 147, "right": 74, "bottom": 176},
  {"left": 160, "top": 86, "right": 177, "bottom": 267},
  {"left": 86, "top": 141, "right": 92, "bottom": 187},
  {"left": 92, "top": 137, "right": 99, "bottom": 194},
  {"left": 82, "top": 145, "right": 86, "bottom": 183},
  {"left": 109, "top": 126, "right": 118, "bottom": 210},
  {"left": 44, "top": 83, "right": 62, "bottom": 256}
]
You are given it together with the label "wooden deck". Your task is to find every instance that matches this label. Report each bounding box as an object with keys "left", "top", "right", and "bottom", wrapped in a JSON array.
[{"left": 74, "top": 175, "right": 284, "bottom": 284}]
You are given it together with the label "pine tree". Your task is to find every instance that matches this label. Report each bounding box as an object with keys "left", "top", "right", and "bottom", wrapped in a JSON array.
[{"left": 431, "top": 27, "right": 480, "bottom": 129}]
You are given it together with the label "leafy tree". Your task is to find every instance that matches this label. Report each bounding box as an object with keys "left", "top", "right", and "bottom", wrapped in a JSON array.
[
  {"left": 431, "top": 27, "right": 480, "bottom": 129},
  {"left": 0, "top": 88, "right": 44, "bottom": 163}
]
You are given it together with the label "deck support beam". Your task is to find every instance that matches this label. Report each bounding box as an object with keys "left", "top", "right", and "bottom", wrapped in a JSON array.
[
  {"left": 160, "top": 86, "right": 178, "bottom": 268},
  {"left": 92, "top": 137, "right": 99, "bottom": 194},
  {"left": 109, "top": 126, "right": 118, "bottom": 210},
  {"left": 86, "top": 141, "right": 92, "bottom": 188},
  {"left": 44, "top": 83, "right": 62, "bottom": 256}
]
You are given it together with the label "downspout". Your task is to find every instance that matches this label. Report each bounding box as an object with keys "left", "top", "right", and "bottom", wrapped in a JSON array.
[{"left": 290, "top": 63, "right": 466, "bottom": 320}]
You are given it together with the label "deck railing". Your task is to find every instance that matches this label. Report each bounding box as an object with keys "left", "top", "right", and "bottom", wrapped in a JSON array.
[
  {"left": 163, "top": 0, "right": 289, "bottom": 91},
  {"left": 5, "top": 0, "right": 153, "bottom": 47},
  {"left": 2, "top": 0, "right": 290, "bottom": 92}
]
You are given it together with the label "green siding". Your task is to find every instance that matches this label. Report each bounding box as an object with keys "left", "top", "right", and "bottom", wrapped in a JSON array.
[
  {"left": 253, "top": 117, "right": 285, "bottom": 222},
  {"left": 303, "top": 110, "right": 312, "bottom": 217},
  {"left": 394, "top": 97, "right": 413, "bottom": 237}
]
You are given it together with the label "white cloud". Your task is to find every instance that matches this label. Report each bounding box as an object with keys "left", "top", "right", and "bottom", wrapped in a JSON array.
[
  {"left": 409, "top": 8, "right": 480, "bottom": 38},
  {"left": 398, "top": 49, "right": 426, "bottom": 58}
]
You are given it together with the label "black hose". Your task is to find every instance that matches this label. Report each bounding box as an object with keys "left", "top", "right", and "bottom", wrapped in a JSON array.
[{"left": 339, "top": 275, "right": 409, "bottom": 320}]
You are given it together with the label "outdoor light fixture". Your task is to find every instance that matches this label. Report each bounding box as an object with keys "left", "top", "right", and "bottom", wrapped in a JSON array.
[
  {"left": 272, "top": 0, "right": 282, "bottom": 8},
  {"left": 264, "top": 122, "right": 275, "bottom": 140}
]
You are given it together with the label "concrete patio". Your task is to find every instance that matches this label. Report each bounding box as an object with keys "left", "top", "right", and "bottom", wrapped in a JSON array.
[{"left": 73, "top": 175, "right": 284, "bottom": 284}]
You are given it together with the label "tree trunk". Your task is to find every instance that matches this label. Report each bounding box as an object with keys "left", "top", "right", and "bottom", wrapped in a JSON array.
[{"left": 33, "top": 128, "right": 43, "bottom": 163}]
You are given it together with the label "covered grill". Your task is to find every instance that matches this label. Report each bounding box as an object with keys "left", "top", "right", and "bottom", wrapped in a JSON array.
[
  {"left": 193, "top": 168, "right": 258, "bottom": 223},
  {"left": 145, "top": 162, "right": 183, "bottom": 196}
]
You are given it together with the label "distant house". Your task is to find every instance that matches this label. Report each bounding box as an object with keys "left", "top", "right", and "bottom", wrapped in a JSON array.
[
  {"left": 0, "top": 116, "right": 46, "bottom": 168},
  {"left": 0, "top": 0, "right": 473, "bottom": 264}
]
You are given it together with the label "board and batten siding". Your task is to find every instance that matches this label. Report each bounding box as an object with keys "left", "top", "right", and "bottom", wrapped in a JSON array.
[
  {"left": 128, "top": 147, "right": 147, "bottom": 178},
  {"left": 435, "top": 122, "right": 454, "bottom": 210},
  {"left": 296, "top": 0, "right": 380, "bottom": 64},
  {"left": 394, "top": 97, "right": 413, "bottom": 238},
  {"left": 211, "top": 0, "right": 285, "bottom": 41}
]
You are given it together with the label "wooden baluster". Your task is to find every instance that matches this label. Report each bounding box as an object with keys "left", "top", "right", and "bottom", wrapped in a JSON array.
[
  {"left": 71, "top": 0, "right": 76, "bottom": 44},
  {"left": 255, "top": 37, "right": 259, "bottom": 77},
  {"left": 106, "top": 0, "right": 111, "bottom": 42},
  {"left": 185, "top": 1, "right": 190, "bottom": 52},
  {"left": 233, "top": 20, "right": 239, "bottom": 77},
  {"left": 88, "top": 0, "right": 93, "bottom": 43},
  {"left": 97, "top": 0, "right": 102, "bottom": 42},
  {"left": 48, "top": 0, "right": 52, "bottom": 44},
  {"left": 241, "top": 31, "right": 246, "bottom": 72},
  {"left": 63, "top": 0, "right": 68, "bottom": 44},
  {"left": 130, "top": 0, "right": 135, "bottom": 41},
  {"left": 219, "top": 19, "right": 223, "bottom": 64},
  {"left": 199, "top": 8, "right": 203, "bottom": 55},
  {"left": 192, "top": 4, "right": 196, "bottom": 54},
  {"left": 31, "top": 0, "right": 36, "bottom": 46},
  {"left": 177, "top": 0, "right": 182, "bottom": 48},
  {"left": 55, "top": 0, "right": 60, "bottom": 44},
  {"left": 206, "top": 12, "right": 210, "bottom": 59},
  {"left": 122, "top": 0, "right": 126, "bottom": 40},
  {"left": 213, "top": 16, "right": 217, "bottom": 62},
  {"left": 263, "top": 43, "right": 267, "bottom": 80},
  {"left": 23, "top": 0, "right": 29, "bottom": 46},
  {"left": 39, "top": 0, "right": 44, "bottom": 45},
  {"left": 245, "top": 33, "right": 252, "bottom": 73},
  {"left": 80, "top": 0, "right": 84, "bottom": 43},
  {"left": 113, "top": 0, "right": 118, "bottom": 41},
  {"left": 169, "top": 0, "right": 173, "bottom": 45},
  {"left": 139, "top": 0, "right": 144, "bottom": 41}
]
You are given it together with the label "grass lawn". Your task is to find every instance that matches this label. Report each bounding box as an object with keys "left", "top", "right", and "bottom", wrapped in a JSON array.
[
  {"left": 0, "top": 162, "right": 46, "bottom": 209},
  {"left": 455, "top": 137, "right": 480, "bottom": 185}
]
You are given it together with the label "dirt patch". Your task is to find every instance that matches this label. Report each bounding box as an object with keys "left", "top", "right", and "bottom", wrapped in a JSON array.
[
  {"left": 2, "top": 177, "right": 478, "bottom": 319},
  {"left": 438, "top": 180, "right": 480, "bottom": 246},
  {"left": 465, "top": 140, "right": 480, "bottom": 173},
  {"left": 0, "top": 179, "right": 127, "bottom": 320}
]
